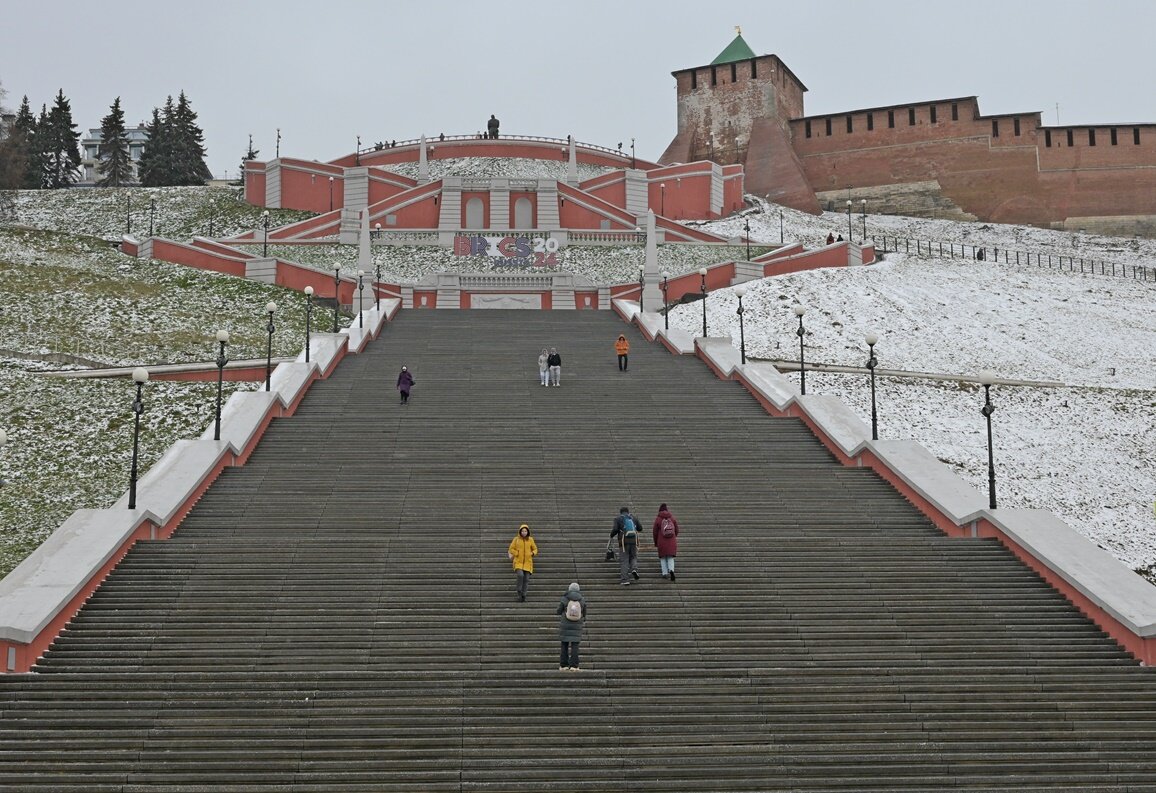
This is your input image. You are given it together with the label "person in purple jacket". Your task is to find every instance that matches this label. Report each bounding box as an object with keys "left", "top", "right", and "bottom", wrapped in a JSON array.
[{"left": 396, "top": 365, "right": 414, "bottom": 405}]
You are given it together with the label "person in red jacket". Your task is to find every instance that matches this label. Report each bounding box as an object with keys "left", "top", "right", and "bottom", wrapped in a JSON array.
[{"left": 652, "top": 503, "right": 680, "bottom": 581}]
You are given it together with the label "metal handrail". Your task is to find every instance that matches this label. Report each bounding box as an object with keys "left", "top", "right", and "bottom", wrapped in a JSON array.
[
  {"left": 354, "top": 133, "right": 630, "bottom": 160},
  {"left": 871, "top": 235, "right": 1154, "bottom": 283}
]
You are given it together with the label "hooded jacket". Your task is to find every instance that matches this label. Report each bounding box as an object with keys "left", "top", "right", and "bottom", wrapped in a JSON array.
[
  {"left": 508, "top": 528, "right": 538, "bottom": 573},
  {"left": 556, "top": 589, "right": 587, "bottom": 642},
  {"left": 652, "top": 509, "right": 679, "bottom": 557}
]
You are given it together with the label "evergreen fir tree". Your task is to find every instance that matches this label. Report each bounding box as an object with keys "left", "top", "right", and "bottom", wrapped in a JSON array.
[
  {"left": 138, "top": 105, "right": 169, "bottom": 187},
  {"left": 96, "top": 96, "right": 133, "bottom": 187},
  {"left": 169, "top": 91, "right": 212, "bottom": 185},
  {"left": 42, "top": 89, "right": 81, "bottom": 189},
  {"left": 10, "top": 96, "right": 42, "bottom": 189}
]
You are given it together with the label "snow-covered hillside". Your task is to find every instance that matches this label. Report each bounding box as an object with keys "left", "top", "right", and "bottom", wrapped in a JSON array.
[{"left": 686, "top": 200, "right": 1156, "bottom": 577}]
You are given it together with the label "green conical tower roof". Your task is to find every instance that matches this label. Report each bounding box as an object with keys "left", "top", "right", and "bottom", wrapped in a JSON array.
[{"left": 710, "top": 30, "right": 757, "bottom": 65}]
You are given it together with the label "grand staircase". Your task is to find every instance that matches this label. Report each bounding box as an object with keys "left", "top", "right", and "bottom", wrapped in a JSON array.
[{"left": 3, "top": 310, "right": 1155, "bottom": 791}]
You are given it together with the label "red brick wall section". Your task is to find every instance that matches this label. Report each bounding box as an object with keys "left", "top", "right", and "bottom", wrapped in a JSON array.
[
  {"left": 746, "top": 117, "right": 821, "bottom": 212},
  {"left": 584, "top": 180, "right": 627, "bottom": 213},
  {"left": 150, "top": 240, "right": 246, "bottom": 277},
  {"left": 279, "top": 166, "right": 342, "bottom": 214},
  {"left": 369, "top": 186, "right": 443, "bottom": 229},
  {"left": 244, "top": 164, "right": 265, "bottom": 205}
]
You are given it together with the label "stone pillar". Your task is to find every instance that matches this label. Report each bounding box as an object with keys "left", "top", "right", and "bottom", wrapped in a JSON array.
[
  {"left": 418, "top": 134, "right": 429, "bottom": 183},
  {"left": 642, "top": 210, "right": 662, "bottom": 310},
  {"left": 358, "top": 209, "right": 371, "bottom": 275}
]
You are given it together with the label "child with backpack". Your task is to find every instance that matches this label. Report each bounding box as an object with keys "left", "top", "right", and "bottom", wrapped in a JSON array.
[
  {"left": 652, "top": 503, "right": 680, "bottom": 581},
  {"left": 556, "top": 582, "right": 587, "bottom": 671},
  {"left": 610, "top": 506, "right": 641, "bottom": 585}
]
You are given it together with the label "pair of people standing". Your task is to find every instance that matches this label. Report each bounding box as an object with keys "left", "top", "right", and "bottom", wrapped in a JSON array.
[{"left": 538, "top": 348, "right": 562, "bottom": 386}]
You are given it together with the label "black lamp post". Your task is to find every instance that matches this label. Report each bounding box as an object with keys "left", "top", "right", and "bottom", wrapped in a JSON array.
[
  {"left": 303, "top": 286, "right": 314, "bottom": 363},
  {"left": 332, "top": 265, "right": 341, "bottom": 333},
  {"left": 638, "top": 266, "right": 645, "bottom": 313},
  {"left": 213, "top": 330, "right": 229, "bottom": 441},
  {"left": 865, "top": 332, "right": 879, "bottom": 440},
  {"left": 779, "top": 209, "right": 784, "bottom": 244},
  {"left": 126, "top": 190, "right": 131, "bottom": 234},
  {"left": 328, "top": 176, "right": 334, "bottom": 212},
  {"left": 208, "top": 198, "right": 216, "bottom": 238},
  {"left": 660, "top": 271, "right": 670, "bottom": 331},
  {"left": 735, "top": 286, "right": 747, "bottom": 365},
  {"left": 261, "top": 210, "right": 270, "bottom": 257},
  {"left": 264, "top": 301, "right": 276, "bottom": 391},
  {"left": 374, "top": 222, "right": 381, "bottom": 242},
  {"left": 149, "top": 198, "right": 156, "bottom": 237},
  {"left": 660, "top": 182, "right": 666, "bottom": 216},
  {"left": 743, "top": 218, "right": 751, "bottom": 261},
  {"left": 357, "top": 270, "right": 365, "bottom": 328},
  {"left": 794, "top": 305, "right": 807, "bottom": 394},
  {"left": 127, "top": 367, "right": 149, "bottom": 509},
  {"left": 698, "top": 267, "right": 708, "bottom": 337},
  {"left": 846, "top": 200, "right": 852, "bottom": 242},
  {"left": 630, "top": 138, "right": 635, "bottom": 169},
  {"left": 978, "top": 371, "right": 998, "bottom": 509},
  {"left": 860, "top": 199, "right": 867, "bottom": 241}
]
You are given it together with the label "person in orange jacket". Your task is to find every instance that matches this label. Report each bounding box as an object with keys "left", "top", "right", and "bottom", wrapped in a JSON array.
[
  {"left": 615, "top": 334, "right": 630, "bottom": 371},
  {"left": 507, "top": 523, "right": 538, "bottom": 602}
]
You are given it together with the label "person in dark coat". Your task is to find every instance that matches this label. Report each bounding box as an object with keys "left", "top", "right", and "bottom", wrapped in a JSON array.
[
  {"left": 652, "top": 503, "right": 680, "bottom": 581},
  {"left": 488, "top": 114, "right": 500, "bottom": 139},
  {"left": 826, "top": 232, "right": 835, "bottom": 245},
  {"left": 547, "top": 348, "right": 562, "bottom": 387},
  {"left": 396, "top": 365, "right": 414, "bottom": 404},
  {"left": 556, "top": 582, "right": 587, "bottom": 671}
]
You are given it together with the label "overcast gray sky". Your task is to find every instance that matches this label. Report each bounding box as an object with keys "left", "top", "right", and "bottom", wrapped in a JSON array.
[{"left": 3, "top": 0, "right": 1154, "bottom": 179}]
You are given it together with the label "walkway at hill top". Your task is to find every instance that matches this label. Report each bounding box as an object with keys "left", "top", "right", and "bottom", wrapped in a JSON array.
[{"left": 4, "top": 310, "right": 1156, "bottom": 791}]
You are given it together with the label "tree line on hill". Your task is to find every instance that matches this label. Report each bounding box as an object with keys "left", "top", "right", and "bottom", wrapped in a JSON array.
[{"left": 0, "top": 80, "right": 212, "bottom": 195}]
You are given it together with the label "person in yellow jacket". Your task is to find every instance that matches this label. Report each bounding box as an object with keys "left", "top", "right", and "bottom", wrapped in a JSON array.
[
  {"left": 615, "top": 334, "right": 630, "bottom": 371},
  {"left": 508, "top": 524, "right": 538, "bottom": 602}
]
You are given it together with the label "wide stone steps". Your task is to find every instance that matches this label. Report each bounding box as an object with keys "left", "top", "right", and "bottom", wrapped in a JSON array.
[{"left": 6, "top": 310, "right": 1156, "bottom": 790}]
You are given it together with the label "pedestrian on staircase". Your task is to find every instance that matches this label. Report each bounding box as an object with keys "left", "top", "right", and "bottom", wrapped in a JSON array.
[
  {"left": 538, "top": 348, "right": 550, "bottom": 386},
  {"left": 396, "top": 365, "right": 415, "bottom": 405},
  {"left": 652, "top": 503, "right": 680, "bottom": 581},
  {"left": 547, "top": 348, "right": 562, "bottom": 386},
  {"left": 556, "top": 582, "right": 587, "bottom": 670},
  {"left": 507, "top": 524, "right": 538, "bottom": 602},
  {"left": 610, "top": 506, "right": 641, "bottom": 585},
  {"left": 615, "top": 334, "right": 630, "bottom": 371}
]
